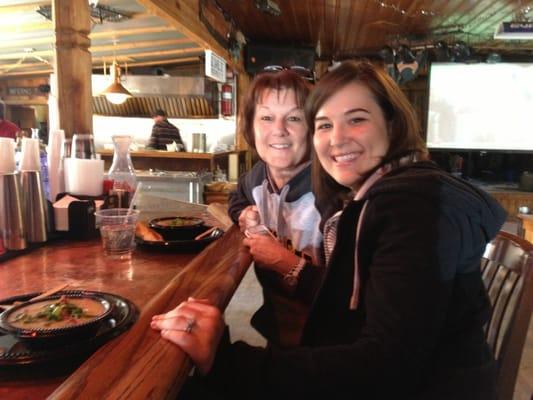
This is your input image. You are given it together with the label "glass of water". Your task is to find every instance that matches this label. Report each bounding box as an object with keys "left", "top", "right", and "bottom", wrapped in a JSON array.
[{"left": 95, "top": 208, "right": 139, "bottom": 260}]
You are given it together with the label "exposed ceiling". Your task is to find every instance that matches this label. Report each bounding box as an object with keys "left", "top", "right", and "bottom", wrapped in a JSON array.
[
  {"left": 0, "top": 0, "right": 204, "bottom": 77},
  {"left": 217, "top": 0, "right": 533, "bottom": 60},
  {"left": 1, "top": 0, "right": 532, "bottom": 80}
]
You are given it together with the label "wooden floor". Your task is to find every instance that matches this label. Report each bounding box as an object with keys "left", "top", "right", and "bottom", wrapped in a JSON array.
[{"left": 225, "top": 268, "right": 533, "bottom": 399}]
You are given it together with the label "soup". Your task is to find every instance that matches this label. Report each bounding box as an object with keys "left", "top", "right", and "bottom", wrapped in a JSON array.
[
  {"left": 156, "top": 217, "right": 202, "bottom": 227},
  {"left": 8, "top": 296, "right": 107, "bottom": 330}
]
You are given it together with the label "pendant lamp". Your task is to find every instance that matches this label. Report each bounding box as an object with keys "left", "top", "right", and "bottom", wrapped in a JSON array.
[{"left": 101, "top": 60, "right": 132, "bottom": 104}]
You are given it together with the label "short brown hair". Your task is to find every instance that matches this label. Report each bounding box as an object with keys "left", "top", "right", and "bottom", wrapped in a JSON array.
[
  {"left": 305, "top": 60, "right": 428, "bottom": 217},
  {"left": 239, "top": 70, "right": 311, "bottom": 151}
]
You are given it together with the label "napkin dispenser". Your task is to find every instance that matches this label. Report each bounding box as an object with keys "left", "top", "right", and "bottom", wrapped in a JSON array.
[{"left": 54, "top": 193, "right": 103, "bottom": 239}]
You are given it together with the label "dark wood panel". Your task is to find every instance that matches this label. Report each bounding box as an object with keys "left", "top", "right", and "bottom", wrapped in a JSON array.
[{"left": 216, "top": 0, "right": 533, "bottom": 59}]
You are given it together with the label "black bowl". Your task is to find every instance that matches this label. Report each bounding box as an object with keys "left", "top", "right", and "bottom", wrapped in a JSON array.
[
  {"left": 137, "top": 225, "right": 223, "bottom": 253},
  {"left": 0, "top": 293, "right": 112, "bottom": 347},
  {"left": 149, "top": 216, "right": 205, "bottom": 241}
]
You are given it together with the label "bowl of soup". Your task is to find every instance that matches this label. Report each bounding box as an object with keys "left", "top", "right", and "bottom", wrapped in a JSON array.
[
  {"left": 0, "top": 293, "right": 112, "bottom": 345},
  {"left": 149, "top": 216, "right": 205, "bottom": 240}
]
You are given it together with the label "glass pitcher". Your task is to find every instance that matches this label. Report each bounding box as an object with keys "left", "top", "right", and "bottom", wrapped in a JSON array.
[{"left": 108, "top": 135, "right": 136, "bottom": 207}]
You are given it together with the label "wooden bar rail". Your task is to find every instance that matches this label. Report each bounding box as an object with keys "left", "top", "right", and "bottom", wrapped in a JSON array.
[{"left": 48, "top": 226, "right": 251, "bottom": 399}]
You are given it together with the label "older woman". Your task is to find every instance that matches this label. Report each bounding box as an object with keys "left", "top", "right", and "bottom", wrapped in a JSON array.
[
  {"left": 227, "top": 69, "right": 325, "bottom": 347},
  {"left": 152, "top": 61, "right": 506, "bottom": 399}
]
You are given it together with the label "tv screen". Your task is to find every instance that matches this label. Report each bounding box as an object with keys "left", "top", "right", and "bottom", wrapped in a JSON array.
[{"left": 426, "top": 63, "right": 533, "bottom": 151}]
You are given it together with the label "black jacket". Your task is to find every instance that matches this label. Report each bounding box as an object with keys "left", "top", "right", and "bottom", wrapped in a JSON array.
[
  {"left": 147, "top": 119, "right": 184, "bottom": 150},
  {"left": 209, "top": 162, "right": 506, "bottom": 400}
]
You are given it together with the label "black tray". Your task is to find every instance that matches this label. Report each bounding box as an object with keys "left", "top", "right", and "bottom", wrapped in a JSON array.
[
  {"left": 0, "top": 290, "right": 138, "bottom": 367},
  {"left": 136, "top": 226, "right": 223, "bottom": 252}
]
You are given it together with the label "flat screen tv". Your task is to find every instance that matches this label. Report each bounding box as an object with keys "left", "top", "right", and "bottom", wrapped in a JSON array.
[{"left": 426, "top": 62, "right": 533, "bottom": 151}]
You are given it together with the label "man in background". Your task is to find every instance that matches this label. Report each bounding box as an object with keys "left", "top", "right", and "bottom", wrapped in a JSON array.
[
  {"left": 147, "top": 109, "right": 185, "bottom": 151},
  {"left": 0, "top": 102, "right": 20, "bottom": 139}
]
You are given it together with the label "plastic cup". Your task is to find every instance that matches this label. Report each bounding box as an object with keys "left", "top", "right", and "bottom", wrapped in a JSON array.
[
  {"left": 71, "top": 133, "right": 96, "bottom": 159},
  {"left": 95, "top": 208, "right": 139, "bottom": 260},
  {"left": 20, "top": 138, "right": 41, "bottom": 171},
  {"left": 0, "top": 138, "right": 16, "bottom": 174}
]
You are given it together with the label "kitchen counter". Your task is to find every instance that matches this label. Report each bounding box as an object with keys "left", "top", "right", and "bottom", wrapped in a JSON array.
[
  {"left": 97, "top": 149, "right": 247, "bottom": 173},
  {"left": 474, "top": 182, "right": 533, "bottom": 216}
]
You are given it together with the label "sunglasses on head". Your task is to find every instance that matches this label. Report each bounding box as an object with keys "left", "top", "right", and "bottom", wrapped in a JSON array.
[{"left": 261, "top": 65, "right": 315, "bottom": 82}]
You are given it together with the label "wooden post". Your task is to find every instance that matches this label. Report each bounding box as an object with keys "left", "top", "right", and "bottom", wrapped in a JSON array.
[{"left": 49, "top": 0, "right": 93, "bottom": 139}]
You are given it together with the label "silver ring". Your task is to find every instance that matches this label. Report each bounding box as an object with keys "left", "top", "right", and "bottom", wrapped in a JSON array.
[{"left": 184, "top": 318, "right": 195, "bottom": 334}]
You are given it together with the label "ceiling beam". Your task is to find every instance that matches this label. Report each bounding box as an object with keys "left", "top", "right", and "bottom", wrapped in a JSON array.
[
  {"left": 0, "top": 69, "right": 53, "bottom": 78},
  {"left": 90, "top": 25, "right": 175, "bottom": 39},
  {"left": 0, "top": 36, "right": 52, "bottom": 48},
  {"left": 0, "top": 1, "right": 50, "bottom": 14},
  {"left": 0, "top": 42, "right": 202, "bottom": 61},
  {"left": 92, "top": 38, "right": 196, "bottom": 54},
  {"left": 108, "top": 47, "right": 204, "bottom": 60},
  {"left": 0, "top": 56, "right": 202, "bottom": 77},
  {"left": 92, "top": 56, "right": 201, "bottom": 70},
  {"left": 0, "top": 21, "right": 51, "bottom": 33},
  {"left": 138, "top": 0, "right": 244, "bottom": 73},
  {"left": 0, "top": 26, "right": 182, "bottom": 48}
]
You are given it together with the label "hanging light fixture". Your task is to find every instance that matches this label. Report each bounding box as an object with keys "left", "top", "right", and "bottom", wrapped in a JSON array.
[{"left": 101, "top": 60, "right": 132, "bottom": 104}]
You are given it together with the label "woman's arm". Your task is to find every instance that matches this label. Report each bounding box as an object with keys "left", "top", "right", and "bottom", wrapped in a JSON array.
[{"left": 228, "top": 176, "right": 254, "bottom": 225}]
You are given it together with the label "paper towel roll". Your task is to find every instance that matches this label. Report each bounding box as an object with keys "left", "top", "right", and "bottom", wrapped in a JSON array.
[
  {"left": 64, "top": 158, "right": 104, "bottom": 196},
  {"left": 0, "top": 138, "right": 16, "bottom": 174},
  {"left": 20, "top": 138, "right": 41, "bottom": 171},
  {"left": 47, "top": 129, "right": 65, "bottom": 201}
]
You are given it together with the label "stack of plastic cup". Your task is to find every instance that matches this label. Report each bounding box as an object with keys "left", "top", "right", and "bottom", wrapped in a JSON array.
[
  {"left": 47, "top": 129, "right": 65, "bottom": 202},
  {"left": 20, "top": 138, "right": 41, "bottom": 171},
  {"left": 0, "top": 138, "right": 16, "bottom": 174}
]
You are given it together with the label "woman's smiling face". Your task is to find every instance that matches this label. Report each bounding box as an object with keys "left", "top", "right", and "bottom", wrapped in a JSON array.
[
  {"left": 313, "top": 81, "right": 390, "bottom": 190},
  {"left": 253, "top": 88, "right": 308, "bottom": 174}
]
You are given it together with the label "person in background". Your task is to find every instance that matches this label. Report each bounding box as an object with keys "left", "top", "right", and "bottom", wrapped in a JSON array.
[
  {"left": 0, "top": 102, "right": 20, "bottom": 140},
  {"left": 147, "top": 109, "right": 185, "bottom": 151},
  {"left": 227, "top": 69, "right": 325, "bottom": 347},
  {"left": 151, "top": 60, "right": 507, "bottom": 400}
]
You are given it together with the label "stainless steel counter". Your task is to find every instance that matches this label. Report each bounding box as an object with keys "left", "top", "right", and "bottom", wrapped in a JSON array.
[{"left": 134, "top": 170, "right": 213, "bottom": 204}]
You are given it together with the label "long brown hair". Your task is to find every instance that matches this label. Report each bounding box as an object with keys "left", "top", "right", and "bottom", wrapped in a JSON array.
[
  {"left": 305, "top": 60, "right": 428, "bottom": 218},
  {"left": 239, "top": 70, "right": 312, "bottom": 154}
]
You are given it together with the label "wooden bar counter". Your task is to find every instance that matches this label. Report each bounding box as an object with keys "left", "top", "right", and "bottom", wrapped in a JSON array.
[{"left": 0, "top": 225, "right": 251, "bottom": 399}]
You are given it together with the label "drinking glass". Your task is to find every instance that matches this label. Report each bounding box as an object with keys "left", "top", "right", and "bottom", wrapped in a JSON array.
[
  {"left": 95, "top": 208, "right": 139, "bottom": 260},
  {"left": 71, "top": 133, "right": 96, "bottom": 159}
]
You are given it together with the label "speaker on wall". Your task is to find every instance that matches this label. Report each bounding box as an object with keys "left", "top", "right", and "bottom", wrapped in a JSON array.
[{"left": 245, "top": 43, "right": 315, "bottom": 75}]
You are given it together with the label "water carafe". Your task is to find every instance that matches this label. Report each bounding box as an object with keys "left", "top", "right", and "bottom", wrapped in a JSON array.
[{"left": 108, "top": 135, "right": 136, "bottom": 207}]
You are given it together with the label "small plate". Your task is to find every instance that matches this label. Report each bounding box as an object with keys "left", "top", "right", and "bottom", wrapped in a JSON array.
[
  {"left": 0, "top": 290, "right": 138, "bottom": 366},
  {"left": 136, "top": 225, "right": 223, "bottom": 252}
]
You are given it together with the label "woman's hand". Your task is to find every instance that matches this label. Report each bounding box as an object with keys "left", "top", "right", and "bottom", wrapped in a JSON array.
[
  {"left": 151, "top": 298, "right": 225, "bottom": 375},
  {"left": 243, "top": 234, "right": 300, "bottom": 275},
  {"left": 237, "top": 206, "right": 260, "bottom": 232}
]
